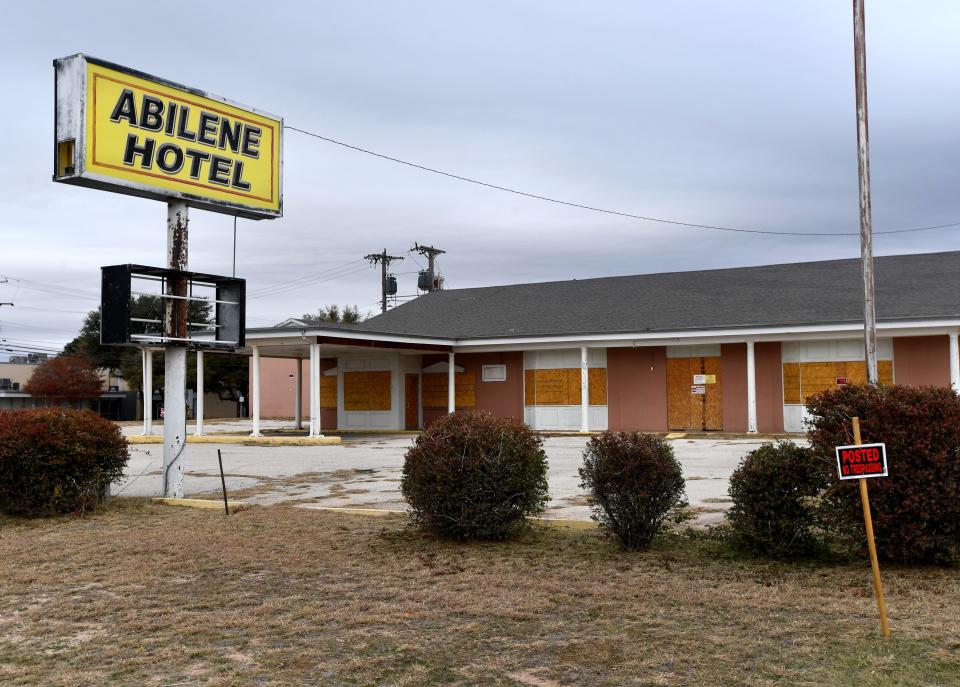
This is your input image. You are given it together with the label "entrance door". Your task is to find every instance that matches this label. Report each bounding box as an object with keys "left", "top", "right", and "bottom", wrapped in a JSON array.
[
  {"left": 404, "top": 374, "right": 420, "bottom": 430},
  {"left": 667, "top": 357, "right": 723, "bottom": 430}
]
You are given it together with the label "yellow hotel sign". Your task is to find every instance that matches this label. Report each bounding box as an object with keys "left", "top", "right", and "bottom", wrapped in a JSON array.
[{"left": 54, "top": 54, "right": 282, "bottom": 219}]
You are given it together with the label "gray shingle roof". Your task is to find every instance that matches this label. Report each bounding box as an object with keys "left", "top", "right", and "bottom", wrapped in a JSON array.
[{"left": 356, "top": 251, "right": 960, "bottom": 339}]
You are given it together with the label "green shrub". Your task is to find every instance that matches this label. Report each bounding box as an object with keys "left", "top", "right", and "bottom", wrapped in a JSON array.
[
  {"left": 579, "top": 432, "right": 687, "bottom": 550},
  {"left": 806, "top": 384, "right": 960, "bottom": 565},
  {"left": 401, "top": 411, "right": 549, "bottom": 540},
  {"left": 0, "top": 408, "right": 129, "bottom": 516},
  {"left": 725, "top": 441, "right": 827, "bottom": 558}
]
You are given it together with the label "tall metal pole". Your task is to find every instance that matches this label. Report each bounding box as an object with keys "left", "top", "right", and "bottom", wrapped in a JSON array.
[
  {"left": 163, "top": 201, "right": 189, "bottom": 498},
  {"left": 853, "top": 0, "right": 878, "bottom": 385},
  {"left": 232, "top": 215, "right": 237, "bottom": 278}
]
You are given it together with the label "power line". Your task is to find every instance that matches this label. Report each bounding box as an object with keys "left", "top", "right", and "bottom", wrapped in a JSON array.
[
  {"left": 285, "top": 125, "right": 960, "bottom": 238},
  {"left": 248, "top": 263, "right": 369, "bottom": 300},
  {"left": 0, "top": 275, "right": 98, "bottom": 300},
  {"left": 246, "top": 258, "right": 367, "bottom": 297}
]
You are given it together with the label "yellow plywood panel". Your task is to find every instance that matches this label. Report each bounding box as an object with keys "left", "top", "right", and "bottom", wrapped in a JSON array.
[
  {"left": 343, "top": 371, "right": 391, "bottom": 411},
  {"left": 421, "top": 373, "right": 476, "bottom": 409},
  {"left": 703, "top": 356, "right": 723, "bottom": 431},
  {"left": 783, "top": 362, "right": 801, "bottom": 405},
  {"left": 524, "top": 367, "right": 609, "bottom": 406},
  {"left": 589, "top": 368, "right": 607, "bottom": 405},
  {"left": 532, "top": 368, "right": 580, "bottom": 405},
  {"left": 455, "top": 372, "right": 476, "bottom": 408},
  {"left": 320, "top": 376, "right": 337, "bottom": 409},
  {"left": 667, "top": 358, "right": 691, "bottom": 430},
  {"left": 789, "top": 360, "right": 896, "bottom": 404},
  {"left": 421, "top": 373, "right": 447, "bottom": 408},
  {"left": 879, "top": 360, "right": 894, "bottom": 384},
  {"left": 668, "top": 357, "right": 722, "bottom": 430}
]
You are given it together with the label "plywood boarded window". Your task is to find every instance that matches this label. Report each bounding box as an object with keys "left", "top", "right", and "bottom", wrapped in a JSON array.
[
  {"left": 320, "top": 376, "right": 337, "bottom": 409},
  {"left": 523, "top": 368, "right": 607, "bottom": 406},
  {"left": 666, "top": 357, "right": 723, "bottom": 431},
  {"left": 589, "top": 368, "right": 607, "bottom": 405},
  {"left": 782, "top": 360, "right": 893, "bottom": 404},
  {"left": 421, "top": 372, "right": 476, "bottom": 408},
  {"left": 343, "top": 371, "right": 391, "bottom": 411}
]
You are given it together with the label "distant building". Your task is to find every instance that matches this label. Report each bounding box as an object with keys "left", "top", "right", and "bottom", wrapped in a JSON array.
[{"left": 0, "top": 360, "right": 135, "bottom": 419}]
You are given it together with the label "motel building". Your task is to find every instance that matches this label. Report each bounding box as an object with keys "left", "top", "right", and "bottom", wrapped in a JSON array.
[{"left": 228, "top": 251, "right": 960, "bottom": 435}]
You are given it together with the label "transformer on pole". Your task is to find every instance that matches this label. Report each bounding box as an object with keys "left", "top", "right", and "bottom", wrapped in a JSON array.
[
  {"left": 412, "top": 243, "right": 445, "bottom": 292},
  {"left": 364, "top": 249, "right": 404, "bottom": 313}
]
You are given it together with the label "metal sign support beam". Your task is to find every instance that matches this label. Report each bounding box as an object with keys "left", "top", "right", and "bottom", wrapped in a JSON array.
[{"left": 163, "top": 201, "right": 189, "bottom": 498}]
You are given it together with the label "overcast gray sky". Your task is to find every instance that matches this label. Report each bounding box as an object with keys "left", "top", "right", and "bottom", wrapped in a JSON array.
[{"left": 1, "top": 1, "right": 958, "bottom": 358}]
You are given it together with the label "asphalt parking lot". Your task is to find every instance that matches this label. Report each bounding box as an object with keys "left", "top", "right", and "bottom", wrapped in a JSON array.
[{"left": 117, "top": 422, "right": 772, "bottom": 524}]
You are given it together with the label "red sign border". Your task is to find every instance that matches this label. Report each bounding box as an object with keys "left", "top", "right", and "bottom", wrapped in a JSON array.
[{"left": 835, "top": 442, "right": 888, "bottom": 481}]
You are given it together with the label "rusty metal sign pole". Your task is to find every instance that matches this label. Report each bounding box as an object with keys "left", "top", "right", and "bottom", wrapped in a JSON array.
[
  {"left": 853, "top": 0, "right": 879, "bottom": 385},
  {"left": 162, "top": 201, "right": 189, "bottom": 498}
]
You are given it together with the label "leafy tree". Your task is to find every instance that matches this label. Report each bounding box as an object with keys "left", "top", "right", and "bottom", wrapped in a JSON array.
[
  {"left": 24, "top": 355, "right": 103, "bottom": 405},
  {"left": 301, "top": 304, "right": 364, "bottom": 325}
]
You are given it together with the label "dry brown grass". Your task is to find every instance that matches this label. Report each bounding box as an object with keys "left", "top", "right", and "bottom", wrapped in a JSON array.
[{"left": 1, "top": 501, "right": 958, "bottom": 686}]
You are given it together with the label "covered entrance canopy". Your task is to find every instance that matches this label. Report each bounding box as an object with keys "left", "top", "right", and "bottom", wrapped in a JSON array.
[{"left": 240, "top": 324, "right": 454, "bottom": 436}]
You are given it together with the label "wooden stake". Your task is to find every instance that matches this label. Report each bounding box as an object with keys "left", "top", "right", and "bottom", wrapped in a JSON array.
[{"left": 852, "top": 417, "right": 890, "bottom": 637}]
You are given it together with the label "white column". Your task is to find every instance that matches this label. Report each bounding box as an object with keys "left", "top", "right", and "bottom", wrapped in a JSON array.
[
  {"left": 950, "top": 331, "right": 960, "bottom": 393},
  {"left": 250, "top": 345, "right": 261, "bottom": 437},
  {"left": 580, "top": 346, "right": 590, "bottom": 433},
  {"left": 195, "top": 350, "right": 204, "bottom": 436},
  {"left": 746, "top": 340, "right": 758, "bottom": 434},
  {"left": 309, "top": 342, "right": 322, "bottom": 436},
  {"left": 142, "top": 348, "right": 153, "bottom": 436},
  {"left": 163, "top": 346, "right": 187, "bottom": 497},
  {"left": 447, "top": 352, "right": 456, "bottom": 413},
  {"left": 294, "top": 357, "right": 303, "bottom": 430}
]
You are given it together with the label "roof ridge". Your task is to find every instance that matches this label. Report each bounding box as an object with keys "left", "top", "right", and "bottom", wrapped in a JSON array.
[{"left": 381, "top": 249, "right": 960, "bottom": 298}]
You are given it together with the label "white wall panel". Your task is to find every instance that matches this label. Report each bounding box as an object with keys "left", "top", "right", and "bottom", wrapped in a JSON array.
[{"left": 666, "top": 344, "right": 722, "bottom": 358}]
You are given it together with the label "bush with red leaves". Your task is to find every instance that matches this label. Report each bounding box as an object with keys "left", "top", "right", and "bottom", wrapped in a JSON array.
[
  {"left": 23, "top": 355, "right": 103, "bottom": 404},
  {"left": 0, "top": 408, "right": 129, "bottom": 516},
  {"left": 806, "top": 384, "right": 960, "bottom": 565}
]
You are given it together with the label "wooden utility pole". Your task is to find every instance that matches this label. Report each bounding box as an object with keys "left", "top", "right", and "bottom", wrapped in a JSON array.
[
  {"left": 853, "top": 0, "right": 878, "bottom": 385},
  {"left": 412, "top": 243, "right": 445, "bottom": 291},
  {"left": 852, "top": 417, "right": 890, "bottom": 637},
  {"left": 364, "top": 249, "right": 403, "bottom": 313}
]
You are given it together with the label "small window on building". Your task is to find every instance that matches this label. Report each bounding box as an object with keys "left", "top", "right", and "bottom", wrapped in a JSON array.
[{"left": 482, "top": 364, "right": 507, "bottom": 382}]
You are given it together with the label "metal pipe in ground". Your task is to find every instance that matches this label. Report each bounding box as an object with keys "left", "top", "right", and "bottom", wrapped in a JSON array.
[{"left": 218, "top": 449, "right": 230, "bottom": 515}]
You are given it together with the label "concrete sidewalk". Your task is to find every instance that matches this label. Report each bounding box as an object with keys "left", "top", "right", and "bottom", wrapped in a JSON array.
[{"left": 115, "top": 428, "right": 775, "bottom": 524}]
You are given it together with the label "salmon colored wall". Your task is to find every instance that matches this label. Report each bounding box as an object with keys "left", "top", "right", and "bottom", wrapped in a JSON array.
[
  {"left": 606, "top": 347, "right": 668, "bottom": 432},
  {"left": 755, "top": 342, "right": 784, "bottom": 433},
  {"left": 421, "top": 351, "right": 524, "bottom": 427},
  {"left": 893, "top": 336, "right": 951, "bottom": 387},
  {"left": 252, "top": 356, "right": 337, "bottom": 428},
  {"left": 721, "top": 344, "right": 747, "bottom": 432}
]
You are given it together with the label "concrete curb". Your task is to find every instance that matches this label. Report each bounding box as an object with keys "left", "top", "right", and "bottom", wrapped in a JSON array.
[{"left": 128, "top": 435, "right": 342, "bottom": 446}]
